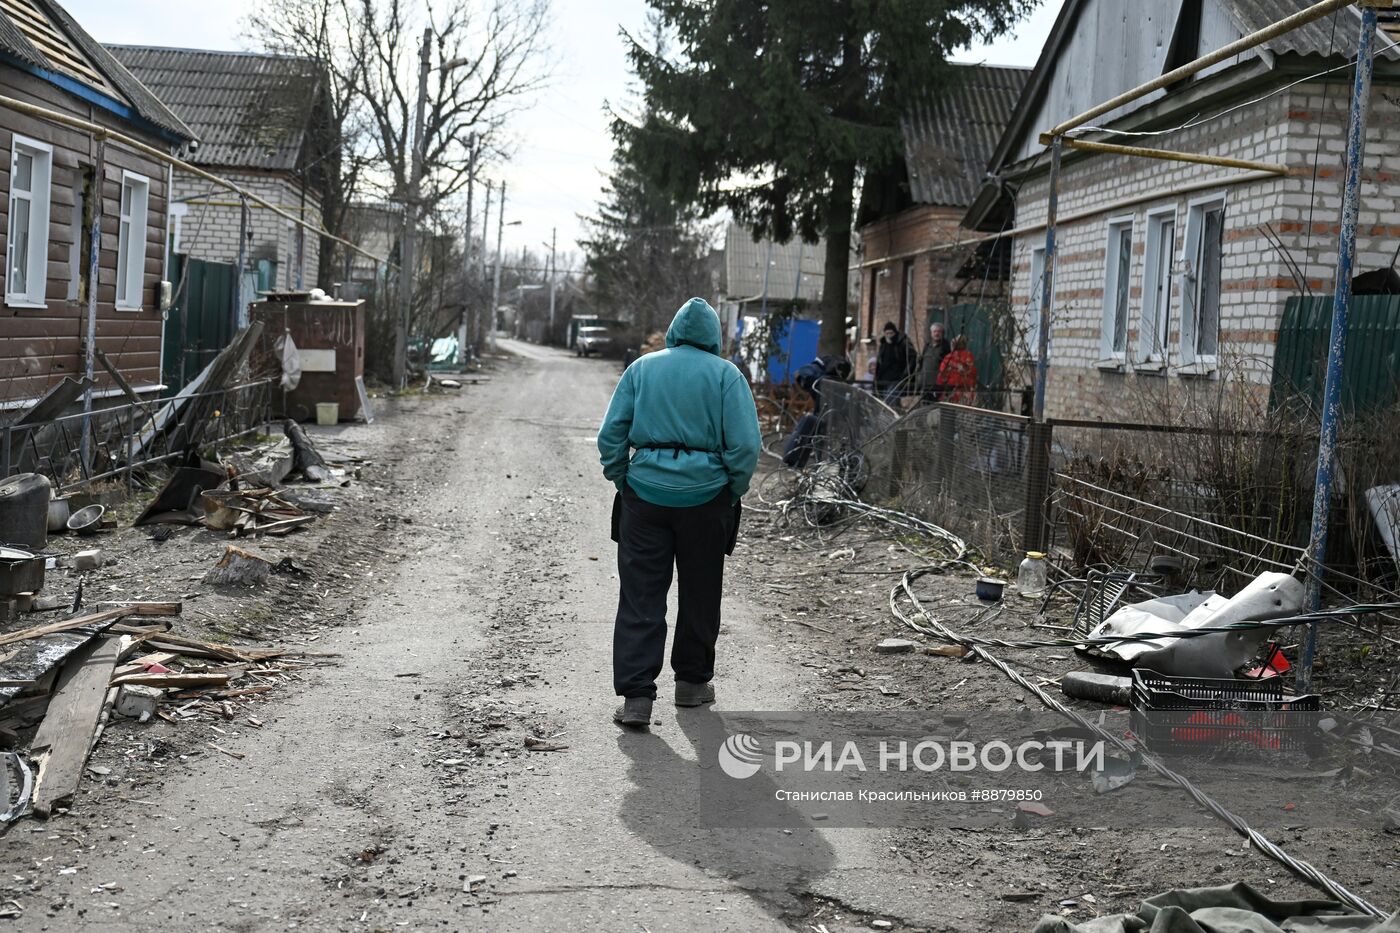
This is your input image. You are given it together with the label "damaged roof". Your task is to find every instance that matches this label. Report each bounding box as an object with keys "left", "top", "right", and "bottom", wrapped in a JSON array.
[
  {"left": 108, "top": 45, "right": 323, "bottom": 171},
  {"left": 0, "top": 0, "right": 193, "bottom": 141}
]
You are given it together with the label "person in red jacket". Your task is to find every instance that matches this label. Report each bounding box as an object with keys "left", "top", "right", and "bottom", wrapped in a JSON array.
[{"left": 936, "top": 334, "right": 978, "bottom": 405}]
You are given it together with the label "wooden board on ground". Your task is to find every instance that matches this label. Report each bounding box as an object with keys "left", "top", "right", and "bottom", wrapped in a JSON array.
[{"left": 29, "top": 636, "right": 122, "bottom": 817}]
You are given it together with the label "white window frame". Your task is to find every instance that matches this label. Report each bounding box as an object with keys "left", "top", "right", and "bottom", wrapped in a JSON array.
[
  {"left": 1136, "top": 207, "right": 1177, "bottom": 369},
  {"left": 168, "top": 201, "right": 187, "bottom": 256},
  {"left": 1026, "top": 245, "right": 1046, "bottom": 360},
  {"left": 1098, "top": 215, "right": 1135, "bottom": 367},
  {"left": 115, "top": 170, "right": 150, "bottom": 311},
  {"left": 6, "top": 134, "right": 53, "bottom": 309},
  {"left": 1179, "top": 194, "right": 1226, "bottom": 372}
]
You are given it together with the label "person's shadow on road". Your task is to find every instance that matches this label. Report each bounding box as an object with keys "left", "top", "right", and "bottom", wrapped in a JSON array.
[{"left": 614, "top": 708, "right": 835, "bottom": 919}]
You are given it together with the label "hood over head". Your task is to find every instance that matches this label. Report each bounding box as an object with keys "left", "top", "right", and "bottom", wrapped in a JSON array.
[{"left": 665, "top": 297, "right": 722, "bottom": 355}]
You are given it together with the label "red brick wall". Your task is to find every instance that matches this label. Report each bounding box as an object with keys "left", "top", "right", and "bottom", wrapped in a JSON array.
[{"left": 855, "top": 205, "right": 1006, "bottom": 373}]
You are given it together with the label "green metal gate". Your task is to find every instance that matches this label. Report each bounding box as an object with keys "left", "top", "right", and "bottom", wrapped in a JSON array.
[
  {"left": 1270, "top": 294, "right": 1400, "bottom": 413},
  {"left": 162, "top": 254, "right": 236, "bottom": 394},
  {"left": 943, "top": 303, "right": 1006, "bottom": 392}
]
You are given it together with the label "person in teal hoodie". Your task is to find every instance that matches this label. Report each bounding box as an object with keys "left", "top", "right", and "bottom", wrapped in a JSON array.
[{"left": 597, "top": 297, "right": 761, "bottom": 727}]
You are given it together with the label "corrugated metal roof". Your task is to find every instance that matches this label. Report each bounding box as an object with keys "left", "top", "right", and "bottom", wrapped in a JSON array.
[
  {"left": 723, "top": 223, "right": 829, "bottom": 303},
  {"left": 109, "top": 45, "right": 321, "bottom": 170},
  {"left": 901, "top": 64, "right": 1031, "bottom": 208},
  {"left": 0, "top": 1, "right": 192, "bottom": 140},
  {"left": 1220, "top": 0, "right": 1400, "bottom": 59}
]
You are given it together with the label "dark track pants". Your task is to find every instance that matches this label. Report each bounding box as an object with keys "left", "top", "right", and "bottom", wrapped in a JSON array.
[{"left": 614, "top": 486, "right": 736, "bottom": 699}]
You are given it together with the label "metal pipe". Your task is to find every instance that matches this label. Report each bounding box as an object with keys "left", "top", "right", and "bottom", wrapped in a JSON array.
[
  {"left": 1043, "top": 136, "right": 1289, "bottom": 175},
  {"left": 1048, "top": 0, "right": 1354, "bottom": 137},
  {"left": 0, "top": 92, "right": 392, "bottom": 269},
  {"left": 849, "top": 169, "right": 1278, "bottom": 272},
  {"left": 234, "top": 195, "right": 249, "bottom": 330},
  {"left": 1033, "top": 136, "right": 1061, "bottom": 423},
  {"left": 1299, "top": 5, "right": 1378, "bottom": 694},
  {"left": 79, "top": 137, "right": 105, "bottom": 473}
]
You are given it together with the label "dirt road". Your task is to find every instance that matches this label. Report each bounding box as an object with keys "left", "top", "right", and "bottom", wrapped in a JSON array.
[
  {"left": 6, "top": 341, "right": 1392, "bottom": 932},
  {"left": 0, "top": 342, "right": 887, "bottom": 932}
]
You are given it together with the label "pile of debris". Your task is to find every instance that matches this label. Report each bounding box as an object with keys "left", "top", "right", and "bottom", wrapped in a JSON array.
[
  {"left": 0, "top": 600, "right": 329, "bottom": 822},
  {"left": 0, "top": 413, "right": 348, "bottom": 822}
]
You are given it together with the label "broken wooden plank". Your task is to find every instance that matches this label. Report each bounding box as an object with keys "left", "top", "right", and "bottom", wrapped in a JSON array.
[
  {"left": 248, "top": 515, "right": 316, "bottom": 537},
  {"left": 109, "top": 672, "right": 230, "bottom": 689},
  {"left": 0, "top": 604, "right": 180, "bottom": 650},
  {"left": 30, "top": 636, "right": 122, "bottom": 817}
]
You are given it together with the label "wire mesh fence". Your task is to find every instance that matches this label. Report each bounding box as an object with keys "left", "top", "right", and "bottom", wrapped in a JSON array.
[
  {"left": 1, "top": 380, "right": 274, "bottom": 492},
  {"left": 795, "top": 384, "right": 1399, "bottom": 608},
  {"left": 813, "top": 385, "right": 1038, "bottom": 556}
]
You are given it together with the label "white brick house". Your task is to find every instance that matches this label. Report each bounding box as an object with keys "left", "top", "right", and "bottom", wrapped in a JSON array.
[
  {"left": 109, "top": 46, "right": 334, "bottom": 293},
  {"left": 964, "top": 0, "right": 1400, "bottom": 422}
]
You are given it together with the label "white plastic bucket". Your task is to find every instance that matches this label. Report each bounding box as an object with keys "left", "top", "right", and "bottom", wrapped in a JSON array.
[{"left": 315, "top": 402, "right": 339, "bottom": 426}]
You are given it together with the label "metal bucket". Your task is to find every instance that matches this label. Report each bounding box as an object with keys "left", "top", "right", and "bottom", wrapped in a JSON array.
[{"left": 0, "top": 474, "right": 49, "bottom": 548}]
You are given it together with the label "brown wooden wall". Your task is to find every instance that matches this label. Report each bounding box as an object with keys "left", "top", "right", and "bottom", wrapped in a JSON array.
[{"left": 0, "top": 67, "right": 172, "bottom": 410}]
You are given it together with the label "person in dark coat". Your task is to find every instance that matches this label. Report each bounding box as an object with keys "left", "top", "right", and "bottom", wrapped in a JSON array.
[
  {"left": 874, "top": 321, "right": 916, "bottom": 407},
  {"left": 793, "top": 354, "right": 852, "bottom": 414},
  {"left": 917, "top": 322, "right": 951, "bottom": 403}
]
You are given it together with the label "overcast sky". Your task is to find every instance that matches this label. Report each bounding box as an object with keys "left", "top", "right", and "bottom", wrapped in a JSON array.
[{"left": 66, "top": 0, "right": 1064, "bottom": 266}]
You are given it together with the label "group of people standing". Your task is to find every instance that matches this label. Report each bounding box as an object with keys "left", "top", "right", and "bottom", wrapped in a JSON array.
[{"left": 874, "top": 319, "right": 977, "bottom": 407}]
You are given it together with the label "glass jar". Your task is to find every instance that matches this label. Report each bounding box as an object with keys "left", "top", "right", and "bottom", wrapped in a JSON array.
[{"left": 1017, "top": 551, "right": 1047, "bottom": 598}]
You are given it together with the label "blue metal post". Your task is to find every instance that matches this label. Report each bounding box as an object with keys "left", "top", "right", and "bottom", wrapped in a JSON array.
[
  {"left": 1298, "top": 5, "right": 1378, "bottom": 694},
  {"left": 1033, "top": 135, "right": 1062, "bottom": 422}
]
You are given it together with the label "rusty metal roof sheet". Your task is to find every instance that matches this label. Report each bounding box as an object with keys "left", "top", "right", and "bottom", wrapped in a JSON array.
[
  {"left": 109, "top": 45, "right": 322, "bottom": 170},
  {"left": 900, "top": 64, "right": 1031, "bottom": 208}
]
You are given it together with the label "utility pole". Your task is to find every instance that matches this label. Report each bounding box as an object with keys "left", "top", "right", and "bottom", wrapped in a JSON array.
[
  {"left": 1298, "top": 4, "right": 1379, "bottom": 693},
  {"left": 547, "top": 226, "right": 557, "bottom": 343},
  {"left": 489, "top": 180, "right": 506, "bottom": 351},
  {"left": 476, "top": 181, "right": 493, "bottom": 351},
  {"left": 393, "top": 26, "right": 432, "bottom": 389},
  {"left": 460, "top": 135, "right": 477, "bottom": 363}
]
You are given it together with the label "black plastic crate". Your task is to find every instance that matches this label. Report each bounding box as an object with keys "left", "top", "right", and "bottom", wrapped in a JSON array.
[{"left": 1130, "top": 669, "right": 1322, "bottom": 756}]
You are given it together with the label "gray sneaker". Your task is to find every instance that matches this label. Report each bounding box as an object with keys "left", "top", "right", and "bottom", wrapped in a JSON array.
[
  {"left": 614, "top": 697, "right": 653, "bottom": 727},
  {"left": 675, "top": 680, "right": 715, "bottom": 707}
]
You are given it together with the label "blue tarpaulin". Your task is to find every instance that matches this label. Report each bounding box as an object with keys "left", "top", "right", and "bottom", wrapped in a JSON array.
[{"left": 764, "top": 318, "right": 820, "bottom": 383}]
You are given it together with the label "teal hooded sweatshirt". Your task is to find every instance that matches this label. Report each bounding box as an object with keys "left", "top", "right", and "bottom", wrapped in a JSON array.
[{"left": 597, "top": 298, "right": 761, "bottom": 507}]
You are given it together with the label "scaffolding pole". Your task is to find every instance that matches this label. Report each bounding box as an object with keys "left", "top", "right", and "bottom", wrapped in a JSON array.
[{"left": 1298, "top": 4, "right": 1380, "bottom": 693}]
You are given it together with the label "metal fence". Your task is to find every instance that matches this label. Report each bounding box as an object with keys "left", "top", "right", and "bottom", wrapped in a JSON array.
[
  {"left": 817, "top": 384, "right": 1046, "bottom": 556},
  {"left": 809, "top": 385, "right": 1397, "bottom": 604},
  {"left": 2, "top": 380, "right": 273, "bottom": 492}
]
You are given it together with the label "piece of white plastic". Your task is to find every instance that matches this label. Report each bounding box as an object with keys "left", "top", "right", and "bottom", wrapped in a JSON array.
[
  {"left": 1090, "top": 572, "right": 1304, "bottom": 677},
  {"left": 276, "top": 330, "right": 302, "bottom": 391}
]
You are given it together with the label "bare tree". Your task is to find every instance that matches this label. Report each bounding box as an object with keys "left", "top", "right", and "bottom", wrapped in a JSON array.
[
  {"left": 245, "top": 0, "right": 373, "bottom": 286},
  {"left": 248, "top": 0, "right": 550, "bottom": 378},
  {"left": 349, "top": 0, "right": 549, "bottom": 215}
]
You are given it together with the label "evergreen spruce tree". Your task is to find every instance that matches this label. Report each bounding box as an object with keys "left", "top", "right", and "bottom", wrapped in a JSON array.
[{"left": 621, "top": 0, "right": 1034, "bottom": 355}]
